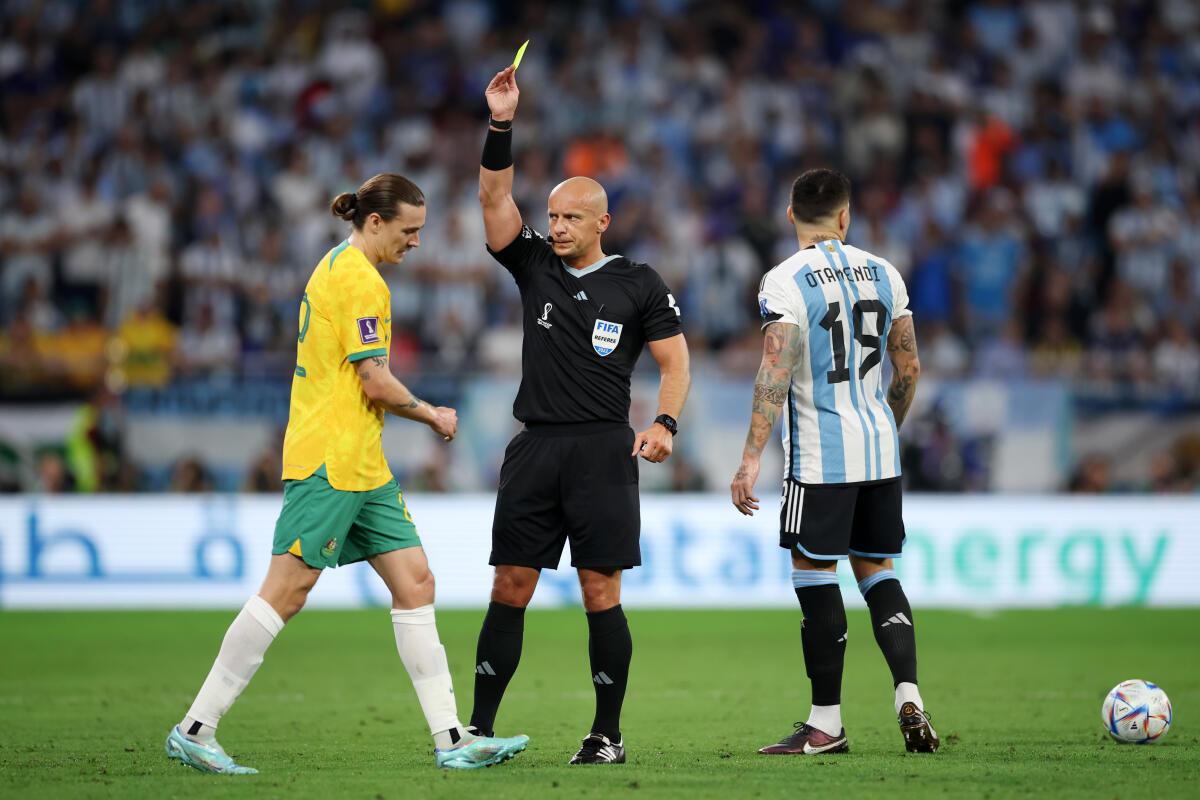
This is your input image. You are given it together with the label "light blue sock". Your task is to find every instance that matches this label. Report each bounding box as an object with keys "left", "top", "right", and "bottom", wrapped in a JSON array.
[
  {"left": 792, "top": 569, "right": 839, "bottom": 589},
  {"left": 857, "top": 569, "right": 897, "bottom": 596}
]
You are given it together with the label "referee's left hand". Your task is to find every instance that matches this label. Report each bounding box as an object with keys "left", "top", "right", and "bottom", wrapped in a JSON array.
[{"left": 632, "top": 423, "right": 673, "bottom": 463}]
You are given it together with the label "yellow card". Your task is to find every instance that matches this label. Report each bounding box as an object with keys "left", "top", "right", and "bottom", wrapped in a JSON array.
[{"left": 512, "top": 39, "right": 529, "bottom": 70}]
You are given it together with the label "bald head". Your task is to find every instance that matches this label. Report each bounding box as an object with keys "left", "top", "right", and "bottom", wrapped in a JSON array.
[
  {"left": 549, "top": 176, "right": 608, "bottom": 216},
  {"left": 546, "top": 176, "right": 611, "bottom": 268}
]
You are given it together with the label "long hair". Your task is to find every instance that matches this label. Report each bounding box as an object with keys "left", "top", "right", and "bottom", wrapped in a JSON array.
[{"left": 330, "top": 173, "right": 425, "bottom": 229}]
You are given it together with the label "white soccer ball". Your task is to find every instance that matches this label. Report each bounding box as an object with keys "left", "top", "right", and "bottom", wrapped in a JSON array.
[{"left": 1102, "top": 679, "right": 1173, "bottom": 744}]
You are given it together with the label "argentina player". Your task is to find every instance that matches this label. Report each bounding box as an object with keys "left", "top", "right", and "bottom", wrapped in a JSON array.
[{"left": 730, "top": 169, "right": 938, "bottom": 756}]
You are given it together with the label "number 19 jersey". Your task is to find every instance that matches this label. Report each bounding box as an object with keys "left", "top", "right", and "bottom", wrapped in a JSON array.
[{"left": 757, "top": 238, "right": 911, "bottom": 485}]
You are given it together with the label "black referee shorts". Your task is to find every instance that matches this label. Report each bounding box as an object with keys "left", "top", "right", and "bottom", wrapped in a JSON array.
[
  {"left": 779, "top": 477, "right": 906, "bottom": 561},
  {"left": 490, "top": 422, "right": 641, "bottom": 570}
]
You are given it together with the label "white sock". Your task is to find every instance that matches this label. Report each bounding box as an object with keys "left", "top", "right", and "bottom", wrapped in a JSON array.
[
  {"left": 390, "top": 605, "right": 465, "bottom": 749},
  {"left": 181, "top": 595, "right": 284, "bottom": 741},
  {"left": 807, "top": 704, "right": 842, "bottom": 736},
  {"left": 895, "top": 682, "right": 924, "bottom": 715}
]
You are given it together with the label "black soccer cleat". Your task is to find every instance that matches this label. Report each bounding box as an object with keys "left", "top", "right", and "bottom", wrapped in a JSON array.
[
  {"left": 898, "top": 702, "right": 939, "bottom": 752},
  {"left": 569, "top": 732, "right": 625, "bottom": 764},
  {"left": 758, "top": 722, "right": 849, "bottom": 755}
]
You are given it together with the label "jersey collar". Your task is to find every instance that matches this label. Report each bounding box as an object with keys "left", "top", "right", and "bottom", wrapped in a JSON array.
[{"left": 562, "top": 253, "right": 620, "bottom": 278}]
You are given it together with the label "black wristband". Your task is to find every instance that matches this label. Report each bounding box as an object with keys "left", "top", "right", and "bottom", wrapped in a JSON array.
[
  {"left": 488, "top": 117, "right": 513, "bottom": 131},
  {"left": 481, "top": 127, "right": 513, "bottom": 171},
  {"left": 654, "top": 414, "right": 678, "bottom": 436}
]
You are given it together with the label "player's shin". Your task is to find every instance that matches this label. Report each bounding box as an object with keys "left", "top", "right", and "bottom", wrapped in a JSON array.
[
  {"left": 182, "top": 594, "right": 285, "bottom": 741},
  {"left": 858, "top": 570, "right": 922, "bottom": 713},
  {"left": 390, "top": 605, "right": 468, "bottom": 749},
  {"left": 794, "top": 571, "right": 847, "bottom": 736}
]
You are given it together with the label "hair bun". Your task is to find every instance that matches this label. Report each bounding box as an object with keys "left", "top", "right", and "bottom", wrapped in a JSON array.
[{"left": 330, "top": 191, "right": 358, "bottom": 221}]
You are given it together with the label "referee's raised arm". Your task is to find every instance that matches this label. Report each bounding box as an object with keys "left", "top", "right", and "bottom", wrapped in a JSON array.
[{"left": 479, "top": 65, "right": 523, "bottom": 252}]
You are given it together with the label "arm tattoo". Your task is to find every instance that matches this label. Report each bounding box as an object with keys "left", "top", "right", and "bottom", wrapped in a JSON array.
[
  {"left": 743, "top": 323, "right": 802, "bottom": 459},
  {"left": 753, "top": 384, "right": 788, "bottom": 405},
  {"left": 887, "top": 317, "right": 916, "bottom": 352},
  {"left": 403, "top": 396, "right": 422, "bottom": 410},
  {"left": 887, "top": 371, "right": 917, "bottom": 427},
  {"left": 356, "top": 355, "right": 389, "bottom": 383},
  {"left": 885, "top": 316, "right": 919, "bottom": 428}
]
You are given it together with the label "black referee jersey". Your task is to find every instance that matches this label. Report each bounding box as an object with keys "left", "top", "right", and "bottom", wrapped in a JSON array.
[{"left": 487, "top": 225, "right": 683, "bottom": 425}]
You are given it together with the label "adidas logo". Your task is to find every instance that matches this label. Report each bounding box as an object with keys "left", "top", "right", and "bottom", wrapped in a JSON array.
[
  {"left": 881, "top": 613, "right": 912, "bottom": 627},
  {"left": 476, "top": 661, "right": 496, "bottom": 676},
  {"left": 593, "top": 671, "right": 614, "bottom": 685},
  {"left": 573, "top": 290, "right": 589, "bottom": 301}
]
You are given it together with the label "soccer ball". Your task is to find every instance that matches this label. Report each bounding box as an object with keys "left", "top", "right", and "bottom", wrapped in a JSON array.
[{"left": 1102, "top": 680, "right": 1172, "bottom": 744}]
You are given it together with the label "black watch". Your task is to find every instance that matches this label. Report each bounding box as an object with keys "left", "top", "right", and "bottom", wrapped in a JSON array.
[
  {"left": 653, "top": 414, "right": 678, "bottom": 436},
  {"left": 488, "top": 116, "right": 513, "bottom": 131}
]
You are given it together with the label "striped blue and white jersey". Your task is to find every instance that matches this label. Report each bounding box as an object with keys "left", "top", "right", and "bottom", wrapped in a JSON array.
[{"left": 757, "top": 239, "right": 911, "bottom": 485}]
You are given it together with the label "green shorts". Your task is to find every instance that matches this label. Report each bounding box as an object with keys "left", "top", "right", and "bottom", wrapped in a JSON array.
[{"left": 271, "top": 467, "right": 421, "bottom": 569}]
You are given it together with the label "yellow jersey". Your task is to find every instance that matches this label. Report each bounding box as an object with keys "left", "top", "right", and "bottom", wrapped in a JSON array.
[{"left": 281, "top": 240, "right": 393, "bottom": 491}]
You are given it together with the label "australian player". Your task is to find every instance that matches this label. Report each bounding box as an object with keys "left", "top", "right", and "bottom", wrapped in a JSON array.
[
  {"left": 165, "top": 174, "right": 528, "bottom": 773},
  {"left": 730, "top": 169, "right": 938, "bottom": 755},
  {"left": 469, "top": 65, "right": 690, "bottom": 764}
]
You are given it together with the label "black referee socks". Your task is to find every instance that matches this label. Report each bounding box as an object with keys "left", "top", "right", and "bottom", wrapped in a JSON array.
[
  {"left": 469, "top": 601, "right": 526, "bottom": 736},
  {"left": 860, "top": 572, "right": 919, "bottom": 687},
  {"left": 586, "top": 604, "right": 632, "bottom": 742},
  {"left": 795, "top": 584, "right": 848, "bottom": 706}
]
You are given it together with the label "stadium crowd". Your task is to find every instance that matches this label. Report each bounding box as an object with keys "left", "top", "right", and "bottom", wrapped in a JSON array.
[{"left": 0, "top": 0, "right": 1197, "bottom": 493}]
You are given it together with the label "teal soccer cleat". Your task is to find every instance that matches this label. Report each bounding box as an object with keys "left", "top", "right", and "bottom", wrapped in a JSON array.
[
  {"left": 435, "top": 733, "right": 530, "bottom": 769},
  {"left": 165, "top": 726, "right": 259, "bottom": 775}
]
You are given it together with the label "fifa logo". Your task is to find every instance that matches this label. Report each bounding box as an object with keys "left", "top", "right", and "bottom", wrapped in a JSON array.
[{"left": 537, "top": 303, "right": 553, "bottom": 329}]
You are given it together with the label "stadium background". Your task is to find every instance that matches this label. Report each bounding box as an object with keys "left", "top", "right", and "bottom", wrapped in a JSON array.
[
  {"left": 2, "top": 0, "right": 1198, "bottom": 610},
  {"left": 2, "top": 0, "right": 1198, "bottom": 498},
  {"left": 2, "top": 2, "right": 1198, "bottom": 798}
]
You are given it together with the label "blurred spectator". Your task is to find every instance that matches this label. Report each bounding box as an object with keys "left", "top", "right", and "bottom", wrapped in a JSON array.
[
  {"left": 974, "top": 319, "right": 1029, "bottom": 380},
  {"left": 1088, "top": 286, "right": 1152, "bottom": 388},
  {"left": 0, "top": 186, "right": 55, "bottom": 324},
  {"left": 1109, "top": 178, "right": 1179, "bottom": 298},
  {"left": 1153, "top": 320, "right": 1200, "bottom": 392},
  {"left": 958, "top": 189, "right": 1025, "bottom": 341},
  {"left": 407, "top": 447, "right": 451, "bottom": 493},
  {"left": 902, "top": 407, "right": 968, "bottom": 492},
  {"left": 105, "top": 219, "right": 164, "bottom": 329},
  {"left": 1030, "top": 317, "right": 1084, "bottom": 380},
  {"left": 1068, "top": 454, "right": 1113, "bottom": 494},
  {"left": 170, "top": 456, "right": 214, "bottom": 493},
  {"left": 34, "top": 450, "right": 73, "bottom": 494},
  {"left": 687, "top": 229, "right": 759, "bottom": 351},
  {"left": 919, "top": 321, "right": 969, "bottom": 378},
  {"left": 669, "top": 455, "right": 709, "bottom": 493},
  {"left": 1145, "top": 451, "right": 1191, "bottom": 494},
  {"left": 115, "top": 300, "right": 178, "bottom": 389},
  {"left": 243, "top": 450, "right": 283, "bottom": 494},
  {"left": 176, "top": 303, "right": 238, "bottom": 380}
]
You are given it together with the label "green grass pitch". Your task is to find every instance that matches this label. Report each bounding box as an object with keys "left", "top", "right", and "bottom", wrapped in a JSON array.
[{"left": 1, "top": 608, "right": 1196, "bottom": 799}]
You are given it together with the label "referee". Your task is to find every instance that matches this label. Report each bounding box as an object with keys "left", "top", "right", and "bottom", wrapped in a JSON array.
[{"left": 468, "top": 64, "right": 690, "bottom": 765}]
